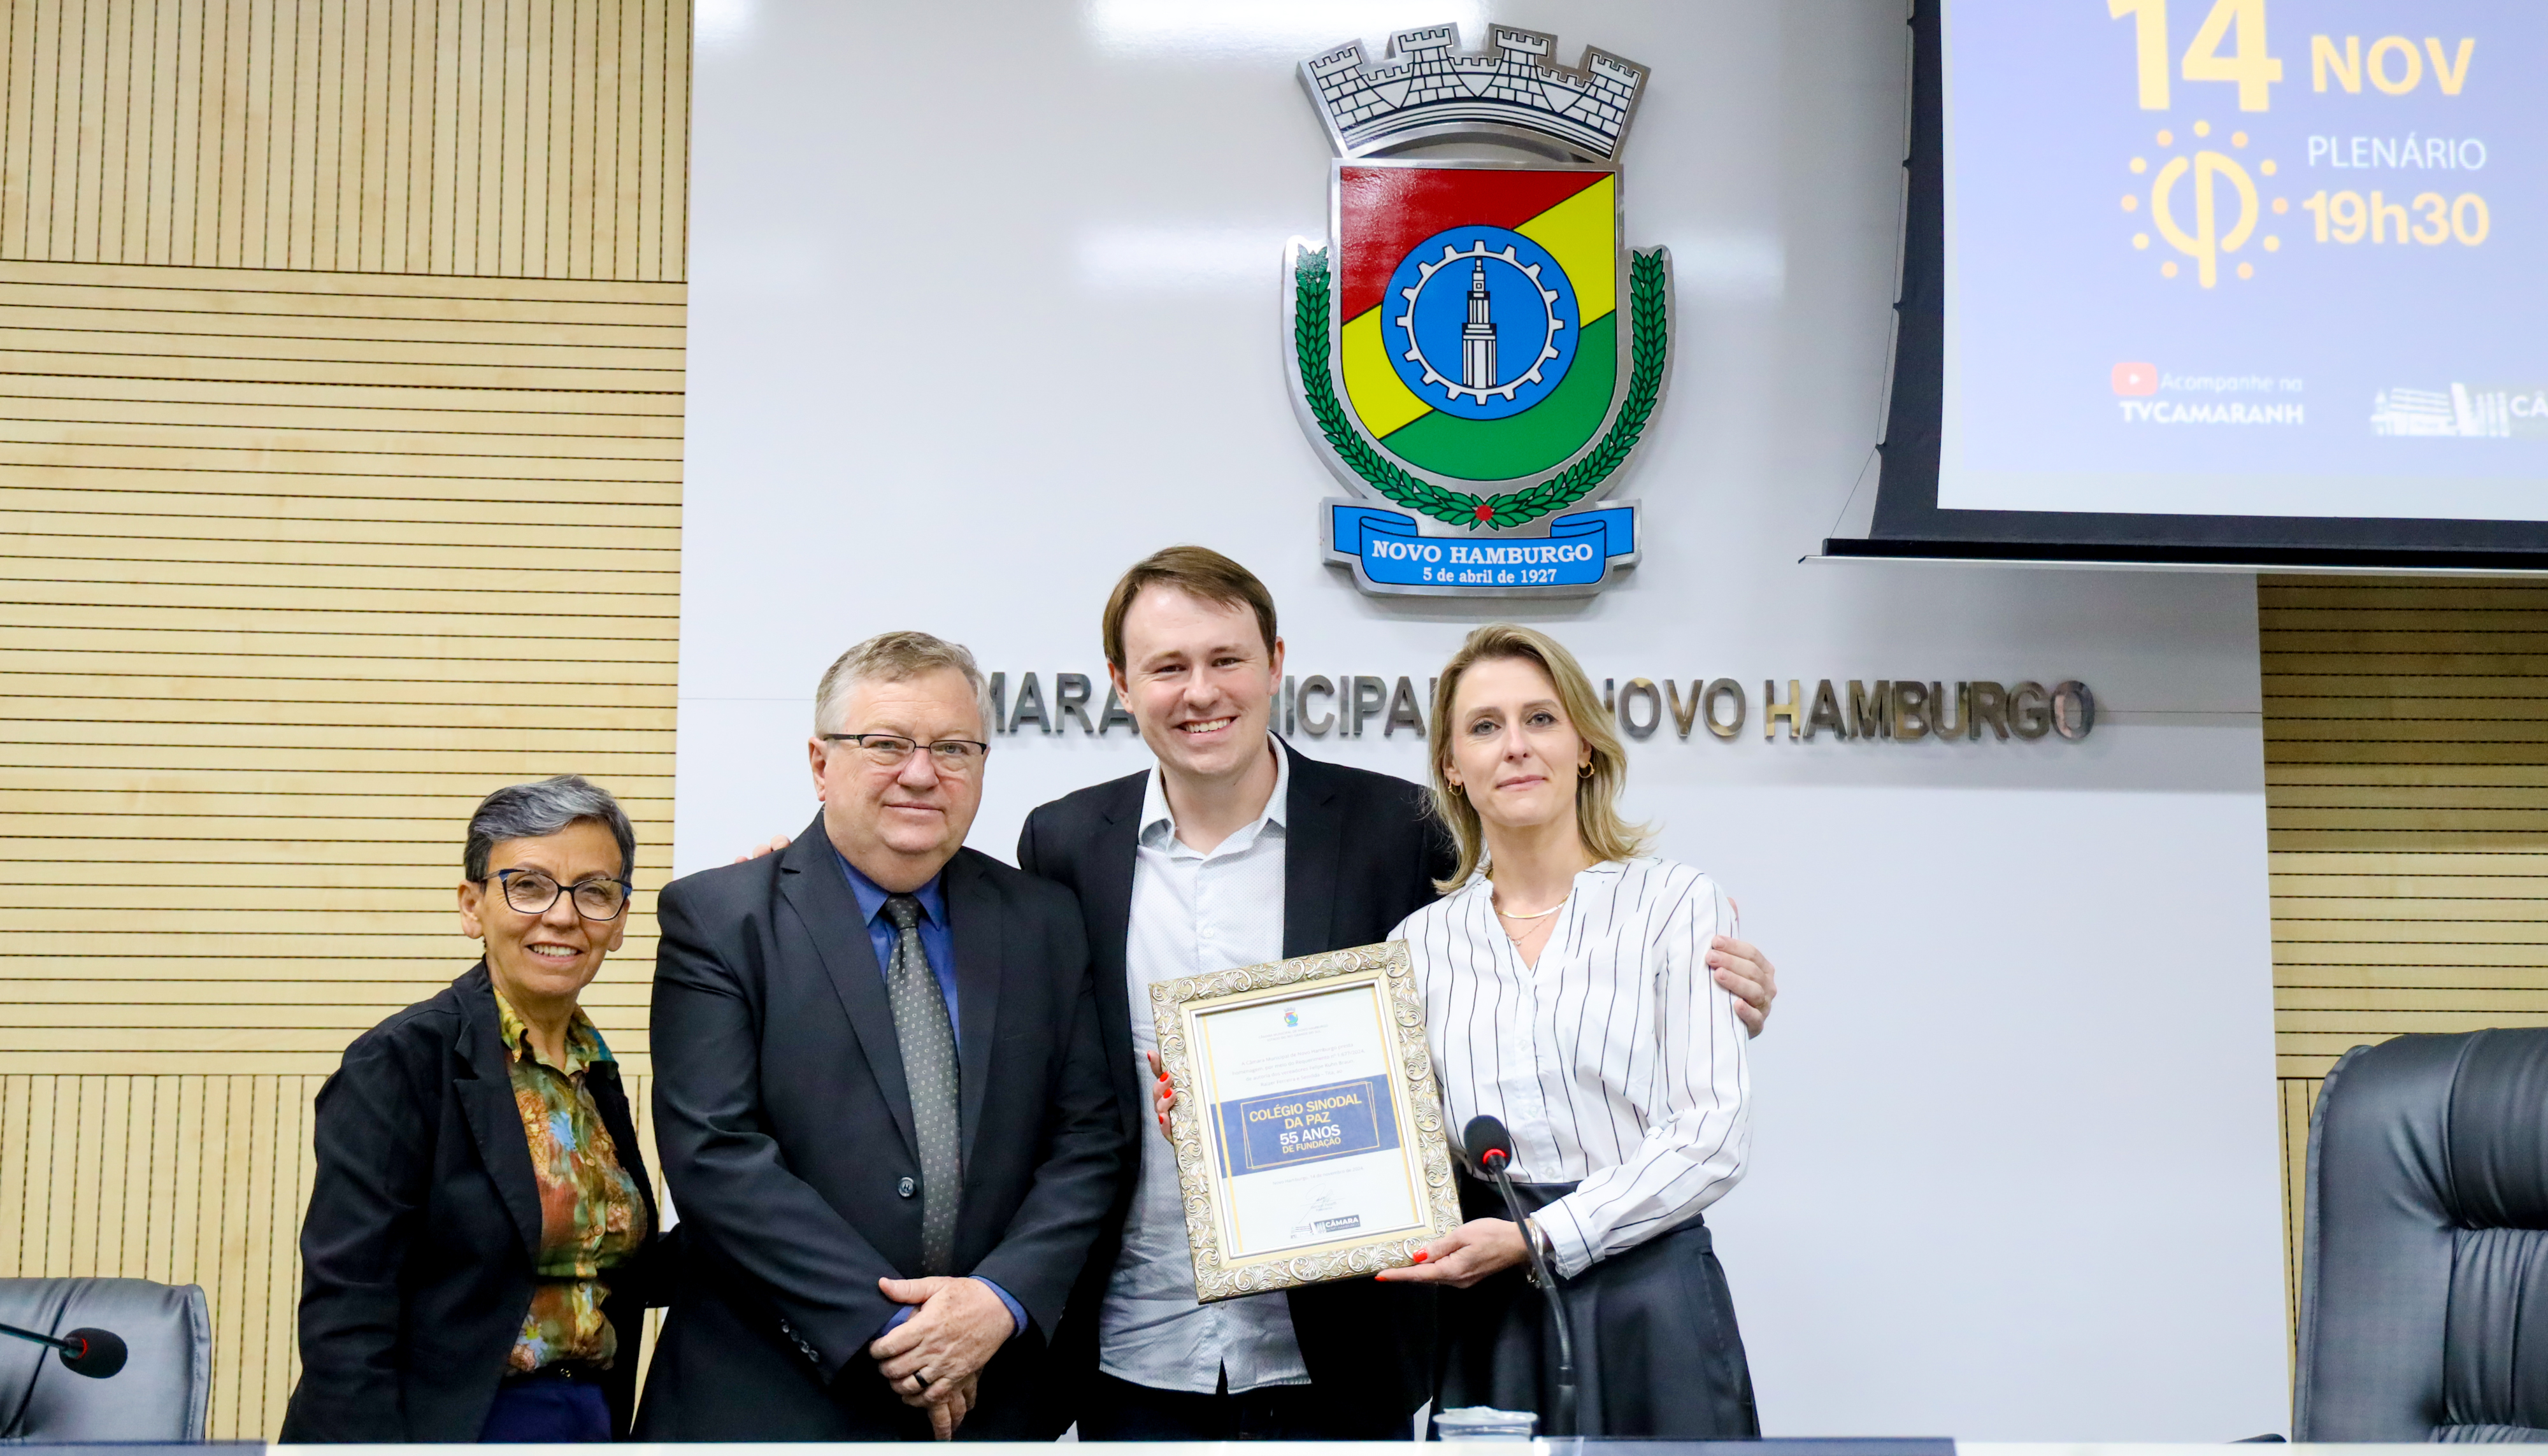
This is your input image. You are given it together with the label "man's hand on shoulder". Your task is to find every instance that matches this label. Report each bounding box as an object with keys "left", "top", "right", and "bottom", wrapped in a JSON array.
[
  {"left": 1708, "top": 929, "right": 1779, "bottom": 1038},
  {"left": 868, "top": 1276, "right": 1014, "bottom": 1436},
  {"left": 733, "top": 834, "right": 792, "bottom": 864}
]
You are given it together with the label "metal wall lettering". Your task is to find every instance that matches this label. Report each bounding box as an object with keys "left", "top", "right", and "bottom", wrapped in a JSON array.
[
  {"left": 2052, "top": 682, "right": 2097, "bottom": 740},
  {"left": 1619, "top": 678, "right": 1663, "bottom": 739},
  {"left": 1806, "top": 680, "right": 1849, "bottom": 739},
  {"left": 1056, "top": 673, "right": 1098, "bottom": 734},
  {"left": 1849, "top": 681, "right": 1893, "bottom": 740},
  {"left": 1385, "top": 678, "right": 1428, "bottom": 736},
  {"left": 1766, "top": 680, "right": 1805, "bottom": 739},
  {"left": 987, "top": 671, "right": 2095, "bottom": 741},
  {"left": 2009, "top": 682, "right": 2052, "bottom": 741},
  {"left": 1101, "top": 687, "right": 1139, "bottom": 734},
  {"left": 1703, "top": 679, "right": 1747, "bottom": 739}
]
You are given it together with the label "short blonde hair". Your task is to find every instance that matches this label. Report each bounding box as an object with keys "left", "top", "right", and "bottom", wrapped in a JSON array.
[
  {"left": 1424, "top": 623, "right": 1650, "bottom": 892},
  {"left": 814, "top": 631, "right": 991, "bottom": 737}
]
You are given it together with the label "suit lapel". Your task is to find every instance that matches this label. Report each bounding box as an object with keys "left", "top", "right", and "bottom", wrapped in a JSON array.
[
  {"left": 943, "top": 851, "right": 1004, "bottom": 1169},
  {"left": 452, "top": 966, "right": 545, "bottom": 1264},
  {"left": 1084, "top": 774, "right": 1145, "bottom": 1127},
  {"left": 774, "top": 817, "right": 919, "bottom": 1158},
  {"left": 1281, "top": 744, "right": 1345, "bottom": 960}
]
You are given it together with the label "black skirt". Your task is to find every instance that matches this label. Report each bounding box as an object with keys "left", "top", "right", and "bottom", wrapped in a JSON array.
[{"left": 1435, "top": 1174, "right": 1759, "bottom": 1439}]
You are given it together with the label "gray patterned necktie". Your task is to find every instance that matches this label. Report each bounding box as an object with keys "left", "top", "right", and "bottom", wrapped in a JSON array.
[{"left": 882, "top": 893, "right": 961, "bottom": 1276}]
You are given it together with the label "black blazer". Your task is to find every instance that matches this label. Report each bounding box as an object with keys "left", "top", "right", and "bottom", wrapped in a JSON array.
[
  {"left": 634, "top": 825, "right": 1125, "bottom": 1441},
  {"left": 1015, "top": 739, "right": 1455, "bottom": 1436},
  {"left": 280, "top": 962, "right": 664, "bottom": 1443}
]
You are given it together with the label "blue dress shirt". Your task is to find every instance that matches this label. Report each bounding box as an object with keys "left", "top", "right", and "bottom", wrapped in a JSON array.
[
  {"left": 831, "top": 848, "right": 1024, "bottom": 1342},
  {"left": 834, "top": 849, "right": 961, "bottom": 1024}
]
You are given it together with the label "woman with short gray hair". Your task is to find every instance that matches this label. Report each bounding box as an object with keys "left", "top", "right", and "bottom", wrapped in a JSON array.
[{"left": 282, "top": 775, "right": 665, "bottom": 1443}]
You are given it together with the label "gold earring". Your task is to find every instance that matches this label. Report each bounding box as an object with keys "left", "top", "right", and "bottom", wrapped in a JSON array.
[{"left": 1578, "top": 762, "right": 1593, "bottom": 779}]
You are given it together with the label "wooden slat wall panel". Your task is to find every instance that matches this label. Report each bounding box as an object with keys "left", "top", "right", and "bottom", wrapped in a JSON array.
[
  {"left": 0, "top": 259, "right": 681, "bottom": 1077},
  {"left": 0, "top": 1074, "right": 317, "bottom": 1438},
  {"left": 2263, "top": 578, "right": 2548, "bottom": 1352},
  {"left": 2277, "top": 1076, "right": 2319, "bottom": 1348},
  {"left": 0, "top": 1073, "right": 661, "bottom": 1438},
  {"left": 0, "top": 0, "right": 689, "bottom": 280},
  {"left": 2265, "top": 580, "right": 2548, "bottom": 1080},
  {"left": 0, "top": 3, "right": 687, "bottom": 1431}
]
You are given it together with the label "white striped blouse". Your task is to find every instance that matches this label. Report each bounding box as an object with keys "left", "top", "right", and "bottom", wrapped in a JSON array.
[{"left": 1391, "top": 857, "right": 1750, "bottom": 1279}]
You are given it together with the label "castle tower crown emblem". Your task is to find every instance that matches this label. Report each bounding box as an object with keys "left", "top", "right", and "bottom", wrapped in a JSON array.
[{"left": 1303, "top": 25, "right": 1649, "bottom": 162}]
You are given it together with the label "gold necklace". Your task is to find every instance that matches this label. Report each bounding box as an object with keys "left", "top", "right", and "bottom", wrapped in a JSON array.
[{"left": 1493, "top": 892, "right": 1568, "bottom": 943}]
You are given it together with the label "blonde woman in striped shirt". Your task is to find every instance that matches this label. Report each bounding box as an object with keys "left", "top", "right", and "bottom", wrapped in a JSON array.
[{"left": 1374, "top": 624, "right": 1756, "bottom": 1438}]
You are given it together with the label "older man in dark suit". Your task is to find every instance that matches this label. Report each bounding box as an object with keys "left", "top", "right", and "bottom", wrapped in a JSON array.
[{"left": 636, "top": 632, "right": 1122, "bottom": 1441}]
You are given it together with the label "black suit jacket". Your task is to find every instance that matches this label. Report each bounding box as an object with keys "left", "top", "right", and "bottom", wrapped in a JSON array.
[
  {"left": 1016, "top": 739, "right": 1455, "bottom": 1436},
  {"left": 634, "top": 824, "right": 1125, "bottom": 1441},
  {"left": 280, "top": 962, "right": 664, "bottom": 1443}
]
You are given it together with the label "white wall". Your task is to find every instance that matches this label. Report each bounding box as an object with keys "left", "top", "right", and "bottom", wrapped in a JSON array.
[{"left": 675, "top": 0, "right": 2286, "bottom": 1438}]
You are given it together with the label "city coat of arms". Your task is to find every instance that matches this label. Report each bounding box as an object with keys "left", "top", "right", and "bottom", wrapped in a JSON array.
[{"left": 1287, "top": 25, "right": 1670, "bottom": 598}]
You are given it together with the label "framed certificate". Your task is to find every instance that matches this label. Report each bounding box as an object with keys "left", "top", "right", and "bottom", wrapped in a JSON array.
[{"left": 1149, "top": 939, "right": 1462, "bottom": 1301}]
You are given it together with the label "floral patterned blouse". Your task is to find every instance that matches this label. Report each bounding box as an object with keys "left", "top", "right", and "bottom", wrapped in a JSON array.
[{"left": 494, "top": 992, "right": 648, "bottom": 1373}]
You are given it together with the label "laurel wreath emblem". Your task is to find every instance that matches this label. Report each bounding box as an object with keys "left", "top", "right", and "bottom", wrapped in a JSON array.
[{"left": 1292, "top": 244, "right": 1669, "bottom": 530}]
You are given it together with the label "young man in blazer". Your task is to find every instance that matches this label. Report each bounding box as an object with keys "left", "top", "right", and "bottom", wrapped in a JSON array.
[
  {"left": 638, "top": 633, "right": 1124, "bottom": 1441},
  {"left": 1016, "top": 548, "right": 1782, "bottom": 1440}
]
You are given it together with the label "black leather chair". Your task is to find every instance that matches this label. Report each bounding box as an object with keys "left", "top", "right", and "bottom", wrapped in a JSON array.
[
  {"left": 0, "top": 1276, "right": 211, "bottom": 1440},
  {"left": 2296, "top": 1028, "right": 2548, "bottom": 1441}
]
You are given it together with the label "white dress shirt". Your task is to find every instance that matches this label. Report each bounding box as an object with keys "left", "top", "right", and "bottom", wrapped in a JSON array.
[
  {"left": 1391, "top": 857, "right": 1750, "bottom": 1279},
  {"left": 1097, "top": 739, "right": 1311, "bottom": 1394}
]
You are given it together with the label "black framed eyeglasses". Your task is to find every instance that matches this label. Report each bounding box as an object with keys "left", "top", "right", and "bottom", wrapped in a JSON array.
[
  {"left": 493, "top": 869, "right": 631, "bottom": 920},
  {"left": 821, "top": 732, "right": 991, "bottom": 771}
]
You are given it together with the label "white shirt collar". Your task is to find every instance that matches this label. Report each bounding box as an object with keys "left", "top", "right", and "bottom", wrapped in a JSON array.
[
  {"left": 1462, "top": 854, "right": 1631, "bottom": 894},
  {"left": 1139, "top": 734, "right": 1291, "bottom": 852}
]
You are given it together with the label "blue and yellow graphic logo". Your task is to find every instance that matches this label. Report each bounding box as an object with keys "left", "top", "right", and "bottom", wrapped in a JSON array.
[{"left": 1384, "top": 229, "right": 1579, "bottom": 418}]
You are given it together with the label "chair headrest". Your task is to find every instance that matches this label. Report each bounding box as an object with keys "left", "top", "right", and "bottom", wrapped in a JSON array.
[{"left": 2447, "top": 1030, "right": 2548, "bottom": 1231}]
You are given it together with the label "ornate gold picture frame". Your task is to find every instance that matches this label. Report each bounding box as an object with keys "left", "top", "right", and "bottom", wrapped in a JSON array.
[{"left": 1149, "top": 939, "right": 1463, "bottom": 1302}]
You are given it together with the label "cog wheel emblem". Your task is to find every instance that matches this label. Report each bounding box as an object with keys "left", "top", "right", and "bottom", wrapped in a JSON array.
[{"left": 1380, "top": 224, "right": 1579, "bottom": 424}]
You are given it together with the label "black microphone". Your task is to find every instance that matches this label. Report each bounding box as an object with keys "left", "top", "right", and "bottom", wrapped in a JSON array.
[
  {"left": 1462, "top": 1115, "right": 1577, "bottom": 1437},
  {"left": 0, "top": 1320, "right": 127, "bottom": 1378}
]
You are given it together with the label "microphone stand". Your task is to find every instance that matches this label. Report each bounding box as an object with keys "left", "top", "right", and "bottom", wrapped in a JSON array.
[{"left": 1478, "top": 1148, "right": 1578, "bottom": 1438}]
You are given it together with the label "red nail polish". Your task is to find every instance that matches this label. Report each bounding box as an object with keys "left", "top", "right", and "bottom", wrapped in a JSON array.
[{"left": 1412, "top": 1250, "right": 1429, "bottom": 1264}]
